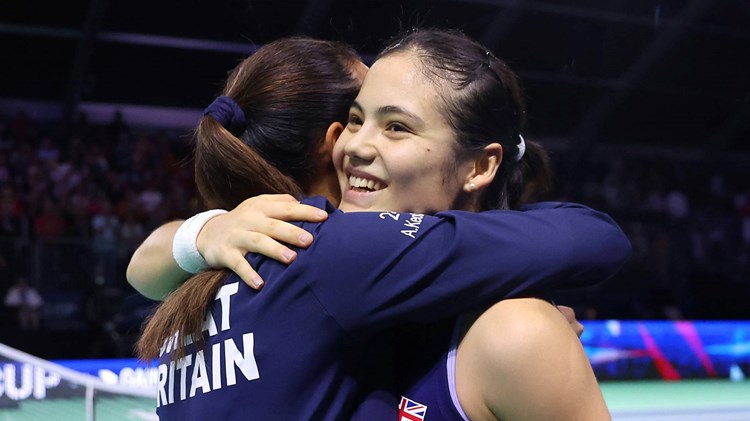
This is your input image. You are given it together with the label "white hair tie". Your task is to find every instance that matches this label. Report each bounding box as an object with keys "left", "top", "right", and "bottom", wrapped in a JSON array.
[{"left": 515, "top": 134, "right": 526, "bottom": 161}]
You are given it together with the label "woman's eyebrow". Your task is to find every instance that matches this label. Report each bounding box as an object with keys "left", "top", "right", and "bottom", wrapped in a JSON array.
[
  {"left": 377, "top": 105, "right": 425, "bottom": 127},
  {"left": 353, "top": 100, "right": 426, "bottom": 128}
]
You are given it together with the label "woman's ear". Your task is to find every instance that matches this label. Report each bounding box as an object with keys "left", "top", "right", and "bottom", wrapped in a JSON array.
[
  {"left": 317, "top": 122, "right": 344, "bottom": 164},
  {"left": 464, "top": 143, "right": 503, "bottom": 192},
  {"left": 325, "top": 122, "right": 345, "bottom": 145}
]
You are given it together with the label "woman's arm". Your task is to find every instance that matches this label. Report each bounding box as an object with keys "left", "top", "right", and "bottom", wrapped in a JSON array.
[
  {"left": 125, "top": 195, "right": 328, "bottom": 300},
  {"left": 126, "top": 220, "right": 187, "bottom": 300},
  {"left": 456, "top": 298, "right": 610, "bottom": 421},
  {"left": 131, "top": 196, "right": 629, "bottom": 325},
  {"left": 300, "top": 199, "right": 631, "bottom": 330}
]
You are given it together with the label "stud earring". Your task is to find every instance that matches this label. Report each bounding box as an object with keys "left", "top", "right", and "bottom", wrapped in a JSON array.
[{"left": 468, "top": 183, "right": 476, "bottom": 192}]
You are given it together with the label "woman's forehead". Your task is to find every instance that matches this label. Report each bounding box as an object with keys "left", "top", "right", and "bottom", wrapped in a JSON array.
[{"left": 358, "top": 54, "right": 443, "bottom": 116}]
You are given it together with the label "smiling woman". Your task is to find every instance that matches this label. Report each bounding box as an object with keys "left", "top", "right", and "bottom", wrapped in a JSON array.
[
  {"left": 339, "top": 29, "right": 613, "bottom": 420},
  {"left": 334, "top": 53, "right": 474, "bottom": 214}
]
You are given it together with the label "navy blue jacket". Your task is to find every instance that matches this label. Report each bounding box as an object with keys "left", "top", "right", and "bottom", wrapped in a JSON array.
[{"left": 156, "top": 197, "right": 630, "bottom": 420}]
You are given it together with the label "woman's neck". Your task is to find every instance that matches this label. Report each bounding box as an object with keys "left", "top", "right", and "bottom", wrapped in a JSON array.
[{"left": 304, "top": 173, "right": 341, "bottom": 207}]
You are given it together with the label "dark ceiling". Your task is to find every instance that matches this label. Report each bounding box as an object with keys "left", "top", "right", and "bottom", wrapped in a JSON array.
[{"left": 3, "top": 0, "right": 750, "bottom": 153}]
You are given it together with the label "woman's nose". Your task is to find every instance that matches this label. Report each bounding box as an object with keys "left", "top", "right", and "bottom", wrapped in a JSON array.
[{"left": 342, "top": 127, "right": 377, "bottom": 164}]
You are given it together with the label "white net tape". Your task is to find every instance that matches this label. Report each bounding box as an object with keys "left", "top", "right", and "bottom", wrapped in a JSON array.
[{"left": 0, "top": 342, "right": 156, "bottom": 421}]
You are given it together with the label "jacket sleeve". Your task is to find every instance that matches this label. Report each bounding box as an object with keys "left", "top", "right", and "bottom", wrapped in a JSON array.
[{"left": 293, "top": 200, "right": 631, "bottom": 334}]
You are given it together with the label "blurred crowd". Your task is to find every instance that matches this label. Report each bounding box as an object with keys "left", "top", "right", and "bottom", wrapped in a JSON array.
[
  {"left": 552, "top": 149, "right": 750, "bottom": 320},
  {"left": 0, "top": 111, "right": 197, "bottom": 358},
  {"left": 0, "top": 111, "right": 197, "bottom": 285},
  {"left": 0, "top": 110, "right": 747, "bottom": 358}
]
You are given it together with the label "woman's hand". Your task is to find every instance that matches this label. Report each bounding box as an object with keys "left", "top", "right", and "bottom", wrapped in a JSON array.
[
  {"left": 197, "top": 194, "right": 329, "bottom": 289},
  {"left": 556, "top": 304, "right": 584, "bottom": 338}
]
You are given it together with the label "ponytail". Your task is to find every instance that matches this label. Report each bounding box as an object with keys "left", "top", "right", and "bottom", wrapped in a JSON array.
[
  {"left": 137, "top": 270, "right": 227, "bottom": 360},
  {"left": 507, "top": 139, "right": 552, "bottom": 209},
  {"left": 195, "top": 117, "right": 302, "bottom": 209}
]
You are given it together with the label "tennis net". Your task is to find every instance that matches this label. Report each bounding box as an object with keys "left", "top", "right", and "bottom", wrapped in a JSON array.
[{"left": 0, "top": 343, "right": 156, "bottom": 421}]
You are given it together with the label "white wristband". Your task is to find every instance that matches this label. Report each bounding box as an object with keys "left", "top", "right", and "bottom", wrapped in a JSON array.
[{"left": 172, "top": 209, "right": 228, "bottom": 274}]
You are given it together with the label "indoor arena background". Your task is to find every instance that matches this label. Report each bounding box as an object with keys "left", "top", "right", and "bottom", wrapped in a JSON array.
[{"left": 1, "top": 1, "right": 749, "bottom": 419}]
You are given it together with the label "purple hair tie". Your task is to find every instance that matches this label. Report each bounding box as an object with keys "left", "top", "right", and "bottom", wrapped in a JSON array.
[{"left": 203, "top": 96, "right": 247, "bottom": 136}]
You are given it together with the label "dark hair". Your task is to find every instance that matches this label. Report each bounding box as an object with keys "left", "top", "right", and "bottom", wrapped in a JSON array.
[
  {"left": 378, "top": 29, "right": 551, "bottom": 211},
  {"left": 137, "top": 37, "right": 362, "bottom": 361},
  {"left": 196, "top": 37, "right": 362, "bottom": 209}
]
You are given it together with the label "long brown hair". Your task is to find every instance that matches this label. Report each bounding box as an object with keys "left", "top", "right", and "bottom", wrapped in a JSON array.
[{"left": 137, "top": 37, "right": 361, "bottom": 361}]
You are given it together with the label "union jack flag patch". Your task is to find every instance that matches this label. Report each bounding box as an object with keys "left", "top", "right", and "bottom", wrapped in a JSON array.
[{"left": 398, "top": 396, "right": 427, "bottom": 421}]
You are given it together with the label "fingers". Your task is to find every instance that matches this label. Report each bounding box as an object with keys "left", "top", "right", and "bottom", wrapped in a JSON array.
[
  {"left": 282, "top": 203, "right": 329, "bottom": 222},
  {"left": 556, "top": 305, "right": 585, "bottom": 338},
  {"left": 236, "top": 198, "right": 326, "bottom": 249},
  {"left": 556, "top": 305, "right": 575, "bottom": 320},
  {"left": 241, "top": 231, "right": 300, "bottom": 264},
  {"left": 228, "top": 253, "right": 265, "bottom": 290},
  {"left": 258, "top": 219, "right": 314, "bottom": 249},
  {"left": 198, "top": 195, "right": 329, "bottom": 283}
]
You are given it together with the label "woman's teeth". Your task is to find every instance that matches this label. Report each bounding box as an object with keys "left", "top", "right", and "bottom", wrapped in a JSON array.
[{"left": 349, "top": 175, "right": 384, "bottom": 191}]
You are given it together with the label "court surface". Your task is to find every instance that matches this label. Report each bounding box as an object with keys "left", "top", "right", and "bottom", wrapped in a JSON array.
[
  {"left": 604, "top": 380, "right": 750, "bottom": 421},
  {"left": 0, "top": 380, "right": 747, "bottom": 420}
]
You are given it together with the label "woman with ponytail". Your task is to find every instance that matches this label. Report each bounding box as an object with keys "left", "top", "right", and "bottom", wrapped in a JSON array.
[
  {"left": 130, "top": 32, "right": 626, "bottom": 420},
  {"left": 127, "top": 37, "right": 364, "bottom": 299},
  {"left": 343, "top": 30, "right": 613, "bottom": 420}
]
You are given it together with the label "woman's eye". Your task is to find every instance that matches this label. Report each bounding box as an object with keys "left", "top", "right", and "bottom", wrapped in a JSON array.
[
  {"left": 386, "top": 123, "right": 409, "bottom": 132},
  {"left": 347, "top": 114, "right": 363, "bottom": 126}
]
